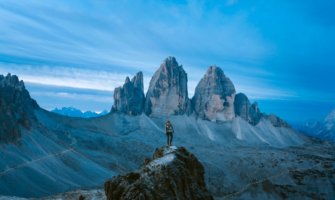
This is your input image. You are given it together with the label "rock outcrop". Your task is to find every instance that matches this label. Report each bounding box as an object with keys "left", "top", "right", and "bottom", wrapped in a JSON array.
[
  {"left": 144, "top": 57, "right": 191, "bottom": 116},
  {"left": 234, "top": 93, "right": 263, "bottom": 125},
  {"left": 234, "top": 93, "right": 251, "bottom": 122},
  {"left": 0, "top": 74, "right": 39, "bottom": 143},
  {"left": 192, "top": 66, "right": 236, "bottom": 121},
  {"left": 104, "top": 146, "right": 213, "bottom": 200},
  {"left": 234, "top": 93, "right": 289, "bottom": 127},
  {"left": 112, "top": 72, "right": 145, "bottom": 115}
]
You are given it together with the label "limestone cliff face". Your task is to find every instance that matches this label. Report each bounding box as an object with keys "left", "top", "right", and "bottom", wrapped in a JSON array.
[
  {"left": 234, "top": 93, "right": 251, "bottom": 122},
  {"left": 112, "top": 72, "right": 145, "bottom": 115},
  {"left": 104, "top": 146, "right": 213, "bottom": 200},
  {"left": 234, "top": 93, "right": 263, "bottom": 125},
  {"left": 109, "top": 57, "right": 291, "bottom": 128},
  {"left": 144, "top": 57, "right": 191, "bottom": 116},
  {"left": 192, "top": 66, "right": 236, "bottom": 122},
  {"left": 0, "top": 74, "right": 39, "bottom": 143}
]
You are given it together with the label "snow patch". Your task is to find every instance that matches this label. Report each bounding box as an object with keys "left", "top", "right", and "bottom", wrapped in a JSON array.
[{"left": 149, "top": 154, "right": 175, "bottom": 169}]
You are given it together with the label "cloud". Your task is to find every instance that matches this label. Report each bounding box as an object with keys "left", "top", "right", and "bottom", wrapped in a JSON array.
[
  {"left": 0, "top": 0, "right": 334, "bottom": 121},
  {"left": 0, "top": 63, "right": 131, "bottom": 91}
]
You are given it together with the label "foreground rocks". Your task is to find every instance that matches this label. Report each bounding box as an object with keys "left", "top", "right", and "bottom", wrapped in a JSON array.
[
  {"left": 0, "top": 74, "right": 39, "bottom": 143},
  {"left": 104, "top": 146, "right": 213, "bottom": 200}
]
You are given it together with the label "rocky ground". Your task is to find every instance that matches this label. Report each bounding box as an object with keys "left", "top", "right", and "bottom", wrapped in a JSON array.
[{"left": 104, "top": 146, "right": 213, "bottom": 200}]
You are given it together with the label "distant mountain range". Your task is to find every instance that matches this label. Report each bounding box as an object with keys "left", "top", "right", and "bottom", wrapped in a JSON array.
[
  {"left": 51, "top": 107, "right": 108, "bottom": 118},
  {"left": 295, "top": 109, "right": 335, "bottom": 141}
]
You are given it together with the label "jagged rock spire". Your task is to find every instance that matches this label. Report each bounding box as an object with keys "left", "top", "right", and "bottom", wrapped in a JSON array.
[
  {"left": 144, "top": 57, "right": 191, "bottom": 116},
  {"left": 192, "top": 66, "right": 236, "bottom": 121},
  {"left": 0, "top": 73, "right": 39, "bottom": 143},
  {"left": 112, "top": 72, "right": 145, "bottom": 115},
  {"left": 234, "top": 93, "right": 262, "bottom": 125}
]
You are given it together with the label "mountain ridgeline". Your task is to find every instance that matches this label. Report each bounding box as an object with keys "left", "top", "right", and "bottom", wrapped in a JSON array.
[
  {"left": 0, "top": 58, "right": 334, "bottom": 200},
  {"left": 112, "top": 56, "right": 288, "bottom": 127},
  {"left": 0, "top": 74, "right": 39, "bottom": 143}
]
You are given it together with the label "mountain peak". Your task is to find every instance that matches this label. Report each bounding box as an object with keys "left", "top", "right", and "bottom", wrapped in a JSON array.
[
  {"left": 206, "top": 65, "right": 222, "bottom": 74},
  {"left": 192, "top": 65, "right": 236, "bottom": 121},
  {"left": 163, "top": 56, "right": 178, "bottom": 66},
  {"left": 131, "top": 71, "right": 144, "bottom": 91},
  {"left": 0, "top": 74, "right": 39, "bottom": 143},
  {"left": 144, "top": 57, "right": 191, "bottom": 116},
  {"left": 0, "top": 73, "right": 25, "bottom": 91},
  {"left": 112, "top": 71, "right": 145, "bottom": 115}
]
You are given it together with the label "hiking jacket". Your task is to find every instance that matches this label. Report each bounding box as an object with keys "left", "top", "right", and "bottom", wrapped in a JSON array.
[{"left": 165, "top": 123, "right": 174, "bottom": 134}]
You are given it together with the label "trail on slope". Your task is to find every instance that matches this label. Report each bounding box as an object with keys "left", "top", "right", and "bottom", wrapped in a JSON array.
[{"left": 0, "top": 148, "right": 75, "bottom": 178}]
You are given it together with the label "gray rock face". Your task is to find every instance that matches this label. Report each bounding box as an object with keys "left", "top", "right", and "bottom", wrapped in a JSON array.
[
  {"left": 144, "top": 57, "right": 191, "bottom": 116},
  {"left": 234, "top": 93, "right": 264, "bottom": 125},
  {"left": 234, "top": 94, "right": 290, "bottom": 127},
  {"left": 104, "top": 146, "right": 213, "bottom": 200},
  {"left": 0, "top": 74, "right": 39, "bottom": 143},
  {"left": 192, "top": 66, "right": 236, "bottom": 121},
  {"left": 112, "top": 72, "right": 145, "bottom": 115},
  {"left": 234, "top": 93, "right": 251, "bottom": 122},
  {"left": 249, "top": 102, "right": 263, "bottom": 125}
]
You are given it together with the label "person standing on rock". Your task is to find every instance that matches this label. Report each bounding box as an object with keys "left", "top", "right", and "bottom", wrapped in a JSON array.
[{"left": 165, "top": 120, "right": 174, "bottom": 146}]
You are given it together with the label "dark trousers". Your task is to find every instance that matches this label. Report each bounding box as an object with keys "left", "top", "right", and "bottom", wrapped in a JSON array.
[{"left": 166, "top": 132, "right": 173, "bottom": 146}]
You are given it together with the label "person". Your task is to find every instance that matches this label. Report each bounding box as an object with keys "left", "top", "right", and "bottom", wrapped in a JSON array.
[{"left": 165, "top": 120, "right": 174, "bottom": 146}]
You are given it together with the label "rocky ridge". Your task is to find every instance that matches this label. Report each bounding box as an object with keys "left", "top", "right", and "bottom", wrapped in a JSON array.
[
  {"left": 111, "top": 57, "right": 290, "bottom": 127},
  {"left": 0, "top": 74, "right": 39, "bottom": 143},
  {"left": 111, "top": 72, "right": 145, "bottom": 115},
  {"left": 104, "top": 146, "right": 213, "bottom": 200}
]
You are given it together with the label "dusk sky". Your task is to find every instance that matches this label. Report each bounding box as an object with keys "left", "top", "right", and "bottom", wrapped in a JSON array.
[{"left": 0, "top": 0, "right": 334, "bottom": 122}]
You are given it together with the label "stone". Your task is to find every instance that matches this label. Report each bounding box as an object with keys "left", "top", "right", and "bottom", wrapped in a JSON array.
[
  {"left": 234, "top": 93, "right": 251, "bottom": 122},
  {"left": 111, "top": 72, "right": 145, "bottom": 115},
  {"left": 144, "top": 57, "right": 191, "bottom": 116},
  {"left": 192, "top": 66, "right": 236, "bottom": 121},
  {"left": 0, "top": 74, "right": 39, "bottom": 143},
  {"left": 104, "top": 146, "right": 213, "bottom": 200}
]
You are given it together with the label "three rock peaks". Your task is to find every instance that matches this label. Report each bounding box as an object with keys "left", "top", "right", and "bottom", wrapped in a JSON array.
[{"left": 112, "top": 56, "right": 287, "bottom": 126}]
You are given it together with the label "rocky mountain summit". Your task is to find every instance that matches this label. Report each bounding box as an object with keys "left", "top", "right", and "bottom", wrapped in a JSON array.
[
  {"left": 0, "top": 74, "right": 39, "bottom": 143},
  {"left": 144, "top": 57, "right": 191, "bottom": 116},
  {"left": 192, "top": 66, "right": 236, "bottom": 121},
  {"left": 104, "top": 146, "right": 213, "bottom": 200},
  {"left": 111, "top": 57, "right": 290, "bottom": 127},
  {"left": 112, "top": 72, "right": 145, "bottom": 115}
]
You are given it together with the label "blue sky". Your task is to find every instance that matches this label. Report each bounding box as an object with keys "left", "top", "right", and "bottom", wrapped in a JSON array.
[{"left": 0, "top": 0, "right": 334, "bottom": 122}]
